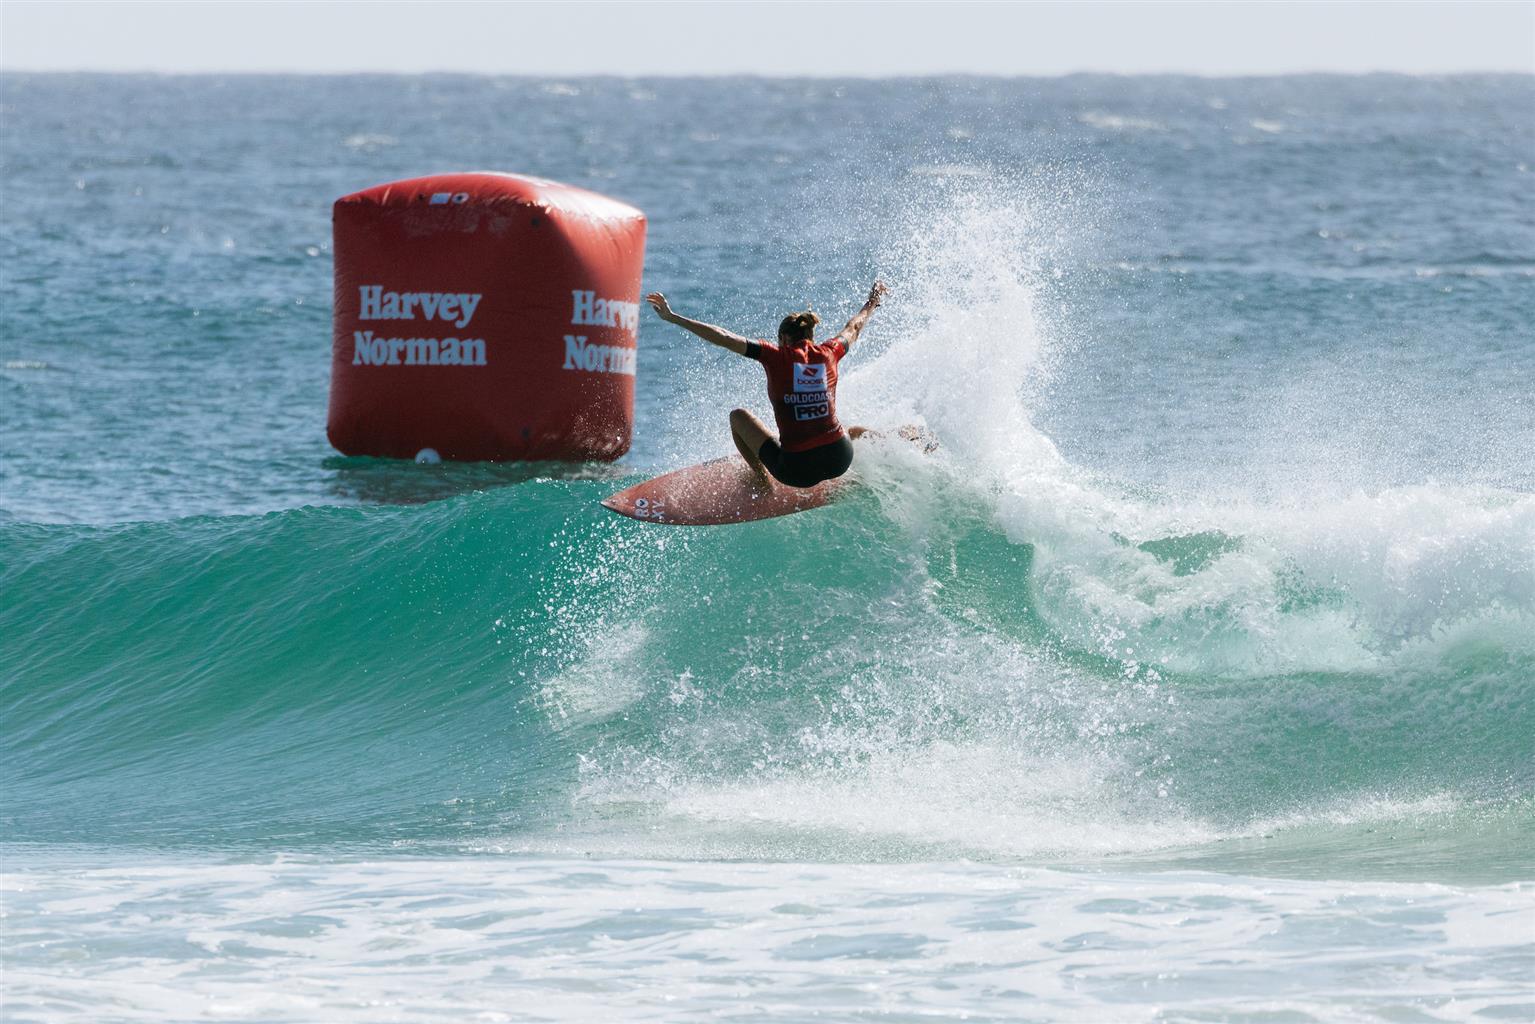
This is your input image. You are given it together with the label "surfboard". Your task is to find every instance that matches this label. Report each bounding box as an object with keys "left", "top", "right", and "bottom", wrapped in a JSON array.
[{"left": 601, "top": 457, "right": 848, "bottom": 526}]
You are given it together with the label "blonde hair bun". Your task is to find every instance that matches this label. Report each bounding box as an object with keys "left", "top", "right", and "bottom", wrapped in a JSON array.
[{"left": 779, "top": 310, "right": 820, "bottom": 341}]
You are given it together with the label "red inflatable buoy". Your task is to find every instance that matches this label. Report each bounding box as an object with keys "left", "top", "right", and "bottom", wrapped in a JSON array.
[{"left": 327, "top": 172, "right": 646, "bottom": 462}]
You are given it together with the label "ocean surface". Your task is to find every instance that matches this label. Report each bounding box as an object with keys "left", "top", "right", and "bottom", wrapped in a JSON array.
[{"left": 2, "top": 73, "right": 1533, "bottom": 1021}]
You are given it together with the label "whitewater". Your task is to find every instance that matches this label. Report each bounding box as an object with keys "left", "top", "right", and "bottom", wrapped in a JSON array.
[{"left": 3, "top": 74, "right": 1533, "bottom": 1021}]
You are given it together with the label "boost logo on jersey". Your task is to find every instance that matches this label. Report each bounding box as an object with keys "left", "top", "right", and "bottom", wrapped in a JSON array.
[
  {"left": 792, "top": 363, "right": 827, "bottom": 392},
  {"left": 786, "top": 362, "right": 830, "bottom": 419}
]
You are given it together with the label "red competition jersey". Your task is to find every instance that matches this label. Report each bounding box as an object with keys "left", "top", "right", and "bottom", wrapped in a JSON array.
[{"left": 746, "top": 337, "right": 848, "bottom": 452}]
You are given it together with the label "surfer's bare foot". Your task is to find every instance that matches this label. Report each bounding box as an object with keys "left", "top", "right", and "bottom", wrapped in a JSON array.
[
  {"left": 850, "top": 425, "right": 938, "bottom": 453},
  {"left": 741, "top": 457, "right": 775, "bottom": 495},
  {"left": 738, "top": 454, "right": 774, "bottom": 494},
  {"left": 898, "top": 424, "right": 940, "bottom": 453}
]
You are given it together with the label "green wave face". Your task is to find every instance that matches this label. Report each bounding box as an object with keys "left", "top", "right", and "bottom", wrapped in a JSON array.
[{"left": 4, "top": 460, "right": 1531, "bottom": 880}]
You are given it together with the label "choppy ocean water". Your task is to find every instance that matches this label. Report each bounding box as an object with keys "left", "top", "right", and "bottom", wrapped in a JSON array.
[{"left": 2, "top": 73, "right": 1533, "bottom": 1021}]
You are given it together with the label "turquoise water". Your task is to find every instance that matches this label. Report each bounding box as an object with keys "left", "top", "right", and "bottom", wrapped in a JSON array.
[{"left": 3, "top": 74, "right": 1533, "bottom": 1020}]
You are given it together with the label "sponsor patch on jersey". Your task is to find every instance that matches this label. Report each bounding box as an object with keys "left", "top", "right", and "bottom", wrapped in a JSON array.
[{"left": 792, "top": 363, "right": 827, "bottom": 393}]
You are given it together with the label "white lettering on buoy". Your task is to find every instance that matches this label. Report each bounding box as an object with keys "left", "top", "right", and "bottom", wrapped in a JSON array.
[
  {"left": 563, "top": 334, "right": 635, "bottom": 376},
  {"left": 358, "top": 286, "right": 482, "bottom": 329},
  {"left": 570, "top": 290, "right": 639, "bottom": 332},
  {"left": 352, "top": 330, "right": 487, "bottom": 366},
  {"left": 405, "top": 338, "right": 439, "bottom": 365}
]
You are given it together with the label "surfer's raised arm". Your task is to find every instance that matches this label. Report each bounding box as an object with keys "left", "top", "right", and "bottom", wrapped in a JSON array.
[
  {"left": 836, "top": 281, "right": 888, "bottom": 350},
  {"left": 646, "top": 293, "right": 753, "bottom": 356}
]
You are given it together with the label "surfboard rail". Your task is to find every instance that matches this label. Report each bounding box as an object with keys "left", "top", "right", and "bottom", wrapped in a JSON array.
[{"left": 600, "top": 457, "right": 846, "bottom": 526}]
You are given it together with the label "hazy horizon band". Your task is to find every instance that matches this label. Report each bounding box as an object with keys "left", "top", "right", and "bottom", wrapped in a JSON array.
[{"left": 3, "top": 1, "right": 1532, "bottom": 76}]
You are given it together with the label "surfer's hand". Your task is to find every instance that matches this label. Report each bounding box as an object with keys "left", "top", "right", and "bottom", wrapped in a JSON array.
[
  {"left": 866, "top": 281, "right": 888, "bottom": 308},
  {"left": 646, "top": 292, "right": 675, "bottom": 321}
]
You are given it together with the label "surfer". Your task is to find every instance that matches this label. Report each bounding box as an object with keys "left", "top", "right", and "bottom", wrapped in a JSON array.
[{"left": 646, "top": 282, "right": 887, "bottom": 489}]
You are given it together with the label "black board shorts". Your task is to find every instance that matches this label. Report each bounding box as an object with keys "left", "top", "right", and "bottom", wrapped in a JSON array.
[{"left": 758, "top": 434, "right": 854, "bottom": 489}]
